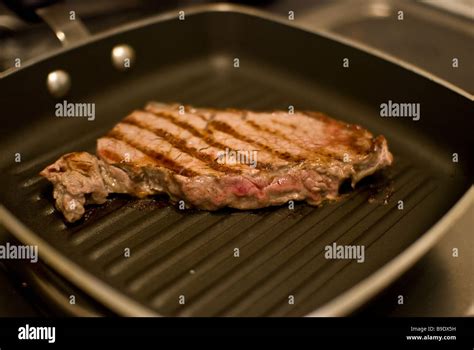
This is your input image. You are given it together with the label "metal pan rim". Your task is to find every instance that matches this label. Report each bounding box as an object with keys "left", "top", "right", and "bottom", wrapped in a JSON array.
[
  {"left": 1, "top": 3, "right": 472, "bottom": 316},
  {"left": 1, "top": 187, "right": 472, "bottom": 317},
  {"left": 0, "top": 3, "right": 472, "bottom": 101}
]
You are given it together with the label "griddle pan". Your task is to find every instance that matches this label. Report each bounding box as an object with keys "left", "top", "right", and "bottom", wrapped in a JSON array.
[{"left": 0, "top": 4, "right": 472, "bottom": 316}]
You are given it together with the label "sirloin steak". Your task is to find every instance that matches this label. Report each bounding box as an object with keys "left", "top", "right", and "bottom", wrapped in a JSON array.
[{"left": 40, "top": 102, "right": 393, "bottom": 222}]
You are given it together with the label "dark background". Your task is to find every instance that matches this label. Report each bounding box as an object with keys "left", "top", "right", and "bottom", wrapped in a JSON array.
[{"left": 0, "top": 0, "right": 472, "bottom": 316}]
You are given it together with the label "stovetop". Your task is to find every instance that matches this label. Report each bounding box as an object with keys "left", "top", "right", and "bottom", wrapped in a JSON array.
[{"left": 0, "top": 0, "right": 472, "bottom": 317}]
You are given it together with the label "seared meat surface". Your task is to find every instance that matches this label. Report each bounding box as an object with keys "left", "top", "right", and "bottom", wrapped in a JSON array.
[{"left": 41, "top": 103, "right": 393, "bottom": 222}]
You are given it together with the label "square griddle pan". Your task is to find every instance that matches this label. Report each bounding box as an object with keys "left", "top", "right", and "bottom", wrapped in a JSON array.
[{"left": 0, "top": 4, "right": 472, "bottom": 316}]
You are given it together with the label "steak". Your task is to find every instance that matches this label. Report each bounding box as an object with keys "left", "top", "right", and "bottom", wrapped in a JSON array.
[{"left": 40, "top": 102, "right": 393, "bottom": 222}]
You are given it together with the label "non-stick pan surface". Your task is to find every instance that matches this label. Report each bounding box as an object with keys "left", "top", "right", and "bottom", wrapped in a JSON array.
[{"left": 0, "top": 5, "right": 472, "bottom": 316}]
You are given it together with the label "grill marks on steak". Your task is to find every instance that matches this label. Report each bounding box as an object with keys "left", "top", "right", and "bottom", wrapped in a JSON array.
[
  {"left": 40, "top": 102, "right": 393, "bottom": 222},
  {"left": 121, "top": 112, "right": 242, "bottom": 174},
  {"left": 145, "top": 107, "right": 285, "bottom": 169}
]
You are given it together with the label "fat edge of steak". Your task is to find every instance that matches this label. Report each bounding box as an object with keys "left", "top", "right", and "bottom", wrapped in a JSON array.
[{"left": 40, "top": 140, "right": 392, "bottom": 223}]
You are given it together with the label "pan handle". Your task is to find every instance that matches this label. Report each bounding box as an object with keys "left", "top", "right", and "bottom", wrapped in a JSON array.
[
  {"left": 2, "top": 0, "right": 60, "bottom": 22},
  {"left": 3, "top": 0, "right": 90, "bottom": 47}
]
